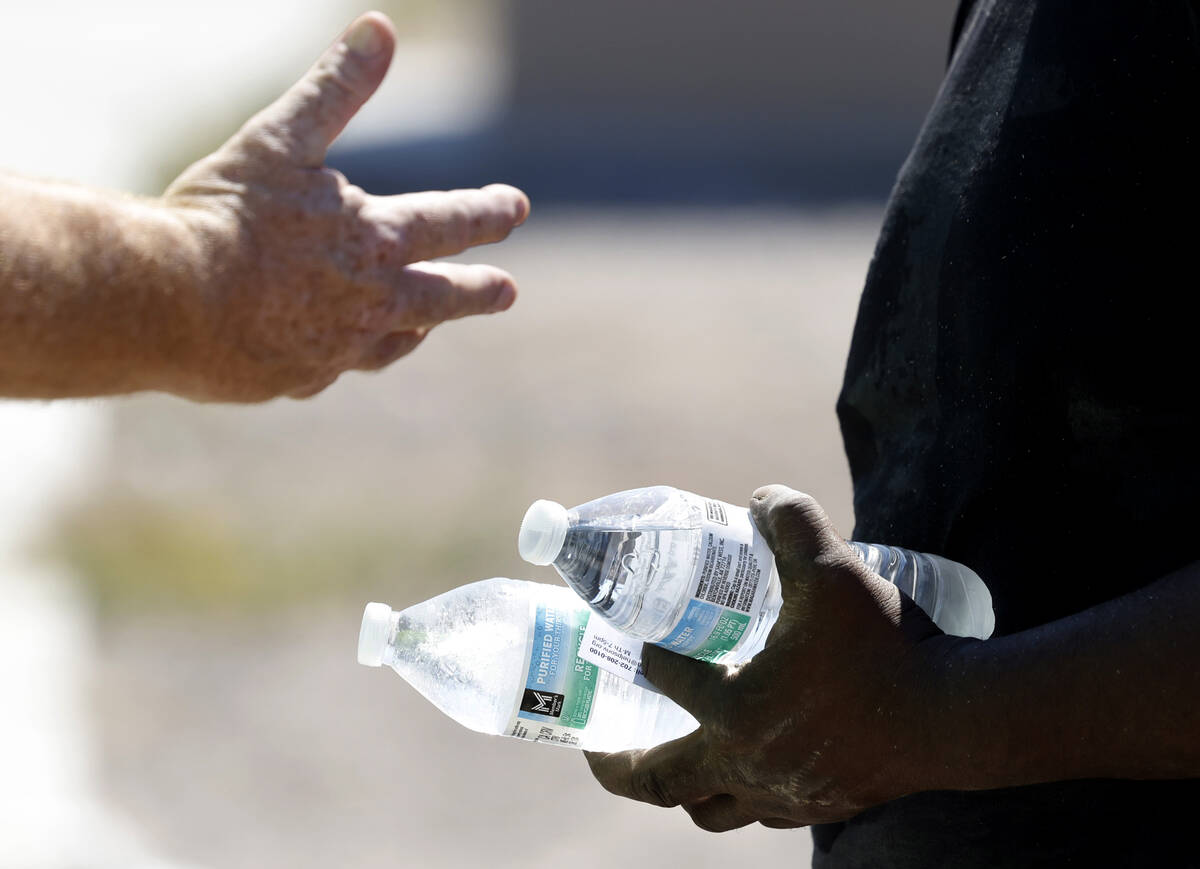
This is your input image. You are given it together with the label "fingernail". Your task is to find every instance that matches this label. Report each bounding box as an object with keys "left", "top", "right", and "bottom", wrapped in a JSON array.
[
  {"left": 514, "top": 195, "right": 531, "bottom": 225},
  {"left": 491, "top": 283, "right": 516, "bottom": 311},
  {"left": 484, "top": 184, "right": 530, "bottom": 225},
  {"left": 344, "top": 17, "right": 386, "bottom": 57}
]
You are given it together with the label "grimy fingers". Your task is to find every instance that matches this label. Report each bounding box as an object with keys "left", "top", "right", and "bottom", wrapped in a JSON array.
[
  {"left": 683, "top": 794, "right": 761, "bottom": 833},
  {"left": 389, "top": 262, "right": 517, "bottom": 328},
  {"left": 239, "top": 13, "right": 395, "bottom": 167},
  {"left": 367, "top": 185, "right": 531, "bottom": 262},
  {"left": 749, "top": 485, "right": 843, "bottom": 571},
  {"left": 584, "top": 731, "right": 717, "bottom": 808},
  {"left": 638, "top": 644, "right": 729, "bottom": 725}
]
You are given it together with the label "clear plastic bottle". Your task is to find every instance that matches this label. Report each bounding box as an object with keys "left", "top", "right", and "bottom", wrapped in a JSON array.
[
  {"left": 357, "top": 578, "right": 698, "bottom": 751},
  {"left": 518, "top": 486, "right": 995, "bottom": 664}
]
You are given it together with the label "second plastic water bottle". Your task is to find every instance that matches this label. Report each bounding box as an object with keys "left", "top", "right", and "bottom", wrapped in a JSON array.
[
  {"left": 518, "top": 486, "right": 994, "bottom": 665},
  {"left": 358, "top": 578, "right": 698, "bottom": 751}
]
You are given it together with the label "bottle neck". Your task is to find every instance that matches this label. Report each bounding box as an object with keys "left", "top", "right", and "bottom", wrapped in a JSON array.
[
  {"left": 553, "top": 527, "right": 631, "bottom": 611},
  {"left": 381, "top": 612, "right": 411, "bottom": 668}
]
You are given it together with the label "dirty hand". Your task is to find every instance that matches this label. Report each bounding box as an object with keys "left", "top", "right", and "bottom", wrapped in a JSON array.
[
  {"left": 160, "top": 12, "right": 529, "bottom": 401},
  {"left": 586, "top": 485, "right": 956, "bottom": 831}
]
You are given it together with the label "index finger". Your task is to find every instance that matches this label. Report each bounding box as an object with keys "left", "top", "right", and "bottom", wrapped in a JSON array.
[
  {"left": 639, "top": 644, "right": 731, "bottom": 725},
  {"left": 366, "top": 185, "right": 531, "bottom": 263},
  {"left": 584, "top": 730, "right": 717, "bottom": 808}
]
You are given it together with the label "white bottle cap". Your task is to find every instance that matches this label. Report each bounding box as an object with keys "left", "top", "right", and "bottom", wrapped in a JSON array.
[
  {"left": 358, "top": 602, "right": 395, "bottom": 667},
  {"left": 518, "top": 499, "right": 569, "bottom": 565}
]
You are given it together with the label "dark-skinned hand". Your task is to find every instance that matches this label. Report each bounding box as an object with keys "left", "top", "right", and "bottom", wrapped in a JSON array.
[{"left": 585, "top": 484, "right": 958, "bottom": 832}]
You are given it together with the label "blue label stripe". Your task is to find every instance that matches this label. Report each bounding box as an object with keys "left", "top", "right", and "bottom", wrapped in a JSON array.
[{"left": 659, "top": 599, "right": 724, "bottom": 656}]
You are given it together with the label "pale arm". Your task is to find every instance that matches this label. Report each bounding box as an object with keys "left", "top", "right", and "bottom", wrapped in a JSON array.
[
  {"left": 0, "top": 173, "right": 205, "bottom": 397},
  {"left": 0, "top": 13, "right": 529, "bottom": 402}
]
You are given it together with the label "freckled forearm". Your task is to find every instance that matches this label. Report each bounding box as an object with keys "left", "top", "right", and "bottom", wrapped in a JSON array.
[{"left": 0, "top": 172, "right": 203, "bottom": 398}]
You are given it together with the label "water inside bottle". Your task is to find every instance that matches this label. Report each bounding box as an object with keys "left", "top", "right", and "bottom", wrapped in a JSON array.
[
  {"left": 552, "top": 524, "right": 700, "bottom": 641},
  {"left": 387, "top": 590, "right": 531, "bottom": 735}
]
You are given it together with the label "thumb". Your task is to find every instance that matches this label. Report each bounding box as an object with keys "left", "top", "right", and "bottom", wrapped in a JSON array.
[
  {"left": 750, "top": 485, "right": 845, "bottom": 577},
  {"left": 239, "top": 12, "right": 395, "bottom": 167}
]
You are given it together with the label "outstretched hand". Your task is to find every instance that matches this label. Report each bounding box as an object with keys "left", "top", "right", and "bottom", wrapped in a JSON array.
[
  {"left": 160, "top": 12, "right": 529, "bottom": 400},
  {"left": 586, "top": 485, "right": 956, "bottom": 831}
]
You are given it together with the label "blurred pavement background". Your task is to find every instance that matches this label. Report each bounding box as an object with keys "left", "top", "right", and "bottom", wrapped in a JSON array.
[{"left": 1, "top": 1, "right": 955, "bottom": 866}]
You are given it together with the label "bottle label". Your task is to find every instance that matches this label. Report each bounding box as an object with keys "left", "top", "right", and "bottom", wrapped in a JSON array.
[
  {"left": 652, "top": 496, "right": 773, "bottom": 660},
  {"left": 578, "top": 617, "right": 659, "bottom": 692},
  {"left": 578, "top": 495, "right": 775, "bottom": 682},
  {"left": 505, "top": 600, "right": 598, "bottom": 747}
]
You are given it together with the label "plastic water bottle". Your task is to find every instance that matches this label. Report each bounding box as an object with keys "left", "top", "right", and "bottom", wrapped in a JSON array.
[
  {"left": 357, "top": 578, "right": 698, "bottom": 751},
  {"left": 518, "top": 486, "right": 994, "bottom": 665}
]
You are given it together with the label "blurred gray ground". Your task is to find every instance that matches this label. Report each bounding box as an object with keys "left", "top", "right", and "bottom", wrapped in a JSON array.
[{"left": 80, "top": 207, "right": 879, "bottom": 868}]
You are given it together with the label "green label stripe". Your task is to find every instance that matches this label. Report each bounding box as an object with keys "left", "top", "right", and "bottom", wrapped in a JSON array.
[
  {"left": 520, "top": 604, "right": 597, "bottom": 730},
  {"left": 560, "top": 612, "right": 596, "bottom": 728},
  {"left": 692, "top": 610, "right": 751, "bottom": 662}
]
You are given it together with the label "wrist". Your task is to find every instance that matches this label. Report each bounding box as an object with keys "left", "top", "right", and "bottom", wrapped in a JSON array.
[
  {"left": 129, "top": 198, "right": 222, "bottom": 397},
  {"left": 899, "top": 632, "right": 1065, "bottom": 795},
  {"left": 78, "top": 192, "right": 217, "bottom": 397},
  {"left": 892, "top": 634, "right": 1001, "bottom": 796}
]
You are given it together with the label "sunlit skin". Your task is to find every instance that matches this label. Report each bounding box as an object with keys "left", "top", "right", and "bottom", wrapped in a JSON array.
[
  {"left": 0, "top": 12, "right": 530, "bottom": 402},
  {"left": 586, "top": 485, "right": 1200, "bottom": 832}
]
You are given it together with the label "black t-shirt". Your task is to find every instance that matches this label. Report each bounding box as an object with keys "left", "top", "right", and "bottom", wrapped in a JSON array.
[{"left": 826, "top": 1, "right": 1200, "bottom": 866}]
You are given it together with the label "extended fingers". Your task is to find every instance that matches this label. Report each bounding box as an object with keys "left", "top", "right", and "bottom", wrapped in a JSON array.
[
  {"left": 387, "top": 262, "right": 517, "bottom": 329},
  {"left": 760, "top": 817, "right": 807, "bottom": 829},
  {"left": 365, "top": 185, "right": 531, "bottom": 262},
  {"left": 356, "top": 329, "right": 428, "bottom": 371},
  {"left": 240, "top": 13, "right": 395, "bottom": 167},
  {"left": 683, "top": 794, "right": 761, "bottom": 833}
]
